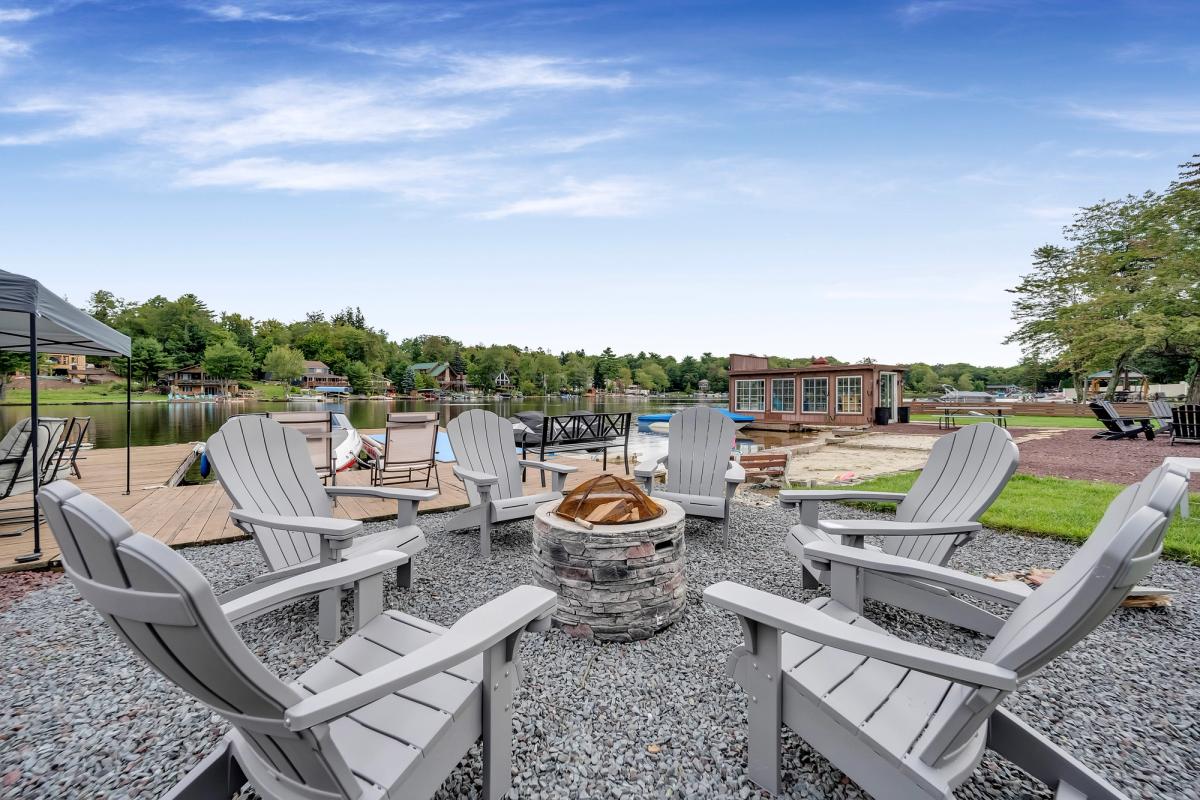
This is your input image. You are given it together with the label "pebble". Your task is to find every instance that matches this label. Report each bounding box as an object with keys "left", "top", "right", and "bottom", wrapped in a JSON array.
[{"left": 1, "top": 500, "right": 1197, "bottom": 798}]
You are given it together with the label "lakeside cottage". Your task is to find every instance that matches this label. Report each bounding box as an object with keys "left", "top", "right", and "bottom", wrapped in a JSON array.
[
  {"left": 727, "top": 353, "right": 906, "bottom": 429},
  {"left": 298, "top": 360, "right": 349, "bottom": 389},
  {"left": 159, "top": 364, "right": 227, "bottom": 396},
  {"left": 411, "top": 361, "right": 466, "bottom": 391}
]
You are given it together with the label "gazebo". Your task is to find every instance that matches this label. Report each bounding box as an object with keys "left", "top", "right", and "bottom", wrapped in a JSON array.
[{"left": 0, "top": 270, "right": 131, "bottom": 563}]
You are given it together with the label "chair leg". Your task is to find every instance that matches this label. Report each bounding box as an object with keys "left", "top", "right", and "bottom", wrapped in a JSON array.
[
  {"left": 721, "top": 511, "right": 731, "bottom": 547},
  {"left": 743, "top": 624, "right": 783, "bottom": 794},
  {"left": 396, "top": 559, "right": 413, "bottom": 589},
  {"left": 318, "top": 587, "right": 340, "bottom": 642},
  {"left": 988, "top": 708, "right": 1128, "bottom": 800},
  {"left": 479, "top": 504, "right": 492, "bottom": 558},
  {"left": 481, "top": 634, "right": 519, "bottom": 800}
]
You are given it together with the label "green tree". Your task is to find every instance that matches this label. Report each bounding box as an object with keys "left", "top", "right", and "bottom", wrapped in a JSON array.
[
  {"left": 130, "top": 336, "right": 171, "bottom": 388},
  {"left": 344, "top": 360, "right": 371, "bottom": 394},
  {"left": 398, "top": 367, "right": 416, "bottom": 394},
  {"left": 262, "top": 345, "right": 305, "bottom": 384},
  {"left": 202, "top": 340, "right": 253, "bottom": 394},
  {"left": 955, "top": 373, "right": 973, "bottom": 391}
]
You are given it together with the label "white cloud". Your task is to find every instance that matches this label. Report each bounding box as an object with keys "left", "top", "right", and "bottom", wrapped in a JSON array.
[
  {"left": 200, "top": 4, "right": 307, "bottom": 22},
  {"left": 0, "top": 34, "right": 25, "bottom": 56},
  {"left": 784, "top": 74, "right": 945, "bottom": 111},
  {"left": 1068, "top": 103, "right": 1200, "bottom": 134},
  {"left": 478, "top": 178, "right": 650, "bottom": 219},
  {"left": 1113, "top": 42, "right": 1200, "bottom": 69},
  {"left": 423, "top": 55, "right": 631, "bottom": 95},
  {"left": 0, "top": 8, "right": 38, "bottom": 22},
  {"left": 178, "top": 156, "right": 477, "bottom": 200},
  {"left": 528, "top": 128, "right": 629, "bottom": 153},
  {"left": 1067, "top": 147, "right": 1154, "bottom": 159},
  {"left": 0, "top": 80, "right": 500, "bottom": 152},
  {"left": 897, "top": 1, "right": 1008, "bottom": 24}
]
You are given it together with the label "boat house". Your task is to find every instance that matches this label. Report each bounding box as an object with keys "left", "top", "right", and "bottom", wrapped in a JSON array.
[{"left": 727, "top": 354, "right": 906, "bottom": 429}]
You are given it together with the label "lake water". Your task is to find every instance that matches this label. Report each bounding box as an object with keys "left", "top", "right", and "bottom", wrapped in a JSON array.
[{"left": 1, "top": 396, "right": 813, "bottom": 460}]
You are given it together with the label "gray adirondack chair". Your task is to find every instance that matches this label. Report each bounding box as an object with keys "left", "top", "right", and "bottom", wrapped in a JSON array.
[
  {"left": 634, "top": 407, "right": 746, "bottom": 544},
  {"left": 0, "top": 416, "right": 66, "bottom": 532},
  {"left": 37, "top": 481, "right": 556, "bottom": 800},
  {"left": 206, "top": 415, "right": 436, "bottom": 640},
  {"left": 1089, "top": 400, "right": 1155, "bottom": 440},
  {"left": 705, "top": 467, "right": 1187, "bottom": 800},
  {"left": 778, "top": 422, "right": 1018, "bottom": 632},
  {"left": 805, "top": 462, "right": 1186, "bottom": 635},
  {"left": 1148, "top": 399, "right": 1173, "bottom": 435},
  {"left": 445, "top": 409, "right": 576, "bottom": 557}
]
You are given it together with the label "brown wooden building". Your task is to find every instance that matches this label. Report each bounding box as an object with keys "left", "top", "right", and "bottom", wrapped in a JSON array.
[{"left": 728, "top": 354, "right": 906, "bottom": 430}]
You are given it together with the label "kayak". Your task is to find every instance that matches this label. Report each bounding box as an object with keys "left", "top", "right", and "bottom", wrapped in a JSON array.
[{"left": 637, "top": 409, "right": 755, "bottom": 428}]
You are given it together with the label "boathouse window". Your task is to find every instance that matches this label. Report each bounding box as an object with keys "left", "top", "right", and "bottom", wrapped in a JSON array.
[
  {"left": 802, "top": 377, "right": 828, "bottom": 413},
  {"left": 734, "top": 379, "right": 765, "bottom": 412},
  {"left": 771, "top": 379, "right": 795, "bottom": 412},
  {"left": 836, "top": 376, "right": 863, "bottom": 414}
]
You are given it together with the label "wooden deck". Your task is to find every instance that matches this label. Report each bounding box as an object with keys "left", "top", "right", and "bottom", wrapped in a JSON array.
[{"left": 0, "top": 434, "right": 617, "bottom": 573}]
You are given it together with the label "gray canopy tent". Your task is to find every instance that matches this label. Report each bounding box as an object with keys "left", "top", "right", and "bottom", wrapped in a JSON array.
[{"left": 0, "top": 270, "right": 131, "bottom": 563}]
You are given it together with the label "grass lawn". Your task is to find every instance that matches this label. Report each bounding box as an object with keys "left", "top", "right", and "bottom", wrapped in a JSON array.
[
  {"left": 247, "top": 381, "right": 290, "bottom": 401},
  {"left": 0, "top": 385, "right": 164, "bottom": 405},
  {"left": 791, "top": 471, "right": 1200, "bottom": 565},
  {"left": 910, "top": 413, "right": 1104, "bottom": 429}
]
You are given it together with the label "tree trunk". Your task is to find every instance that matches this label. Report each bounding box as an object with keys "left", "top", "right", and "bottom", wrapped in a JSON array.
[
  {"left": 1072, "top": 370, "right": 1087, "bottom": 404},
  {"left": 1188, "top": 361, "right": 1200, "bottom": 404},
  {"left": 1103, "top": 354, "right": 1130, "bottom": 401}
]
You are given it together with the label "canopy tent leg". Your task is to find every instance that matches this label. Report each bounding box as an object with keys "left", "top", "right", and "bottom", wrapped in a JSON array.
[
  {"left": 15, "top": 315, "right": 41, "bottom": 564},
  {"left": 126, "top": 355, "right": 131, "bottom": 495}
]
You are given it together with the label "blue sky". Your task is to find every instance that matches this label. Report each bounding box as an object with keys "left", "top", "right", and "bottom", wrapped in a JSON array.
[{"left": 1, "top": 0, "right": 1198, "bottom": 364}]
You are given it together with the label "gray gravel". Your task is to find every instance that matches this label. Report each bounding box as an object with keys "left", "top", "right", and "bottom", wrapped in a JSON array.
[{"left": 2, "top": 499, "right": 1198, "bottom": 799}]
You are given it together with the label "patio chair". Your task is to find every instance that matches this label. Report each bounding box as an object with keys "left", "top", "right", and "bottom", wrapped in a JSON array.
[
  {"left": 803, "top": 462, "right": 1185, "bottom": 635},
  {"left": 634, "top": 406, "right": 746, "bottom": 544},
  {"left": 0, "top": 416, "right": 66, "bottom": 532},
  {"left": 1148, "top": 399, "right": 1174, "bottom": 435},
  {"left": 445, "top": 409, "right": 577, "bottom": 558},
  {"left": 1088, "top": 400, "right": 1155, "bottom": 440},
  {"left": 42, "top": 415, "right": 90, "bottom": 482},
  {"left": 205, "top": 415, "right": 436, "bottom": 640},
  {"left": 37, "top": 482, "right": 556, "bottom": 800},
  {"left": 704, "top": 468, "right": 1186, "bottom": 799},
  {"left": 778, "top": 422, "right": 1017, "bottom": 632},
  {"left": 370, "top": 412, "right": 440, "bottom": 489},
  {"left": 1170, "top": 404, "right": 1200, "bottom": 446},
  {"left": 267, "top": 410, "right": 337, "bottom": 483}
]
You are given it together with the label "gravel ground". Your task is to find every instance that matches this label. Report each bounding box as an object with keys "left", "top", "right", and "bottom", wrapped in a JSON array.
[{"left": 2, "top": 500, "right": 1198, "bottom": 799}]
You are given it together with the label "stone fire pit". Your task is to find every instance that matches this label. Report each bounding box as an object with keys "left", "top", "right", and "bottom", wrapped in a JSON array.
[{"left": 532, "top": 497, "right": 686, "bottom": 642}]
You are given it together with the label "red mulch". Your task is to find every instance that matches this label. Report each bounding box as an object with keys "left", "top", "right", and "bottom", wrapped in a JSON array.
[
  {"left": 0, "top": 570, "right": 61, "bottom": 613},
  {"left": 1015, "top": 429, "right": 1200, "bottom": 489}
]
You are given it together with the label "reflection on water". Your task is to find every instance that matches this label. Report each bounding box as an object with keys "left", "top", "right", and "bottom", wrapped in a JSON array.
[{"left": 0, "top": 396, "right": 816, "bottom": 459}]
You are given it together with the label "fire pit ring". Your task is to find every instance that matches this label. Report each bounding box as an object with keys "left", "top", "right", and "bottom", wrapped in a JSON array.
[{"left": 532, "top": 497, "right": 686, "bottom": 642}]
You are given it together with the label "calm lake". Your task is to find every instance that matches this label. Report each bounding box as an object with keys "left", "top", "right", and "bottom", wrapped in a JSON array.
[{"left": 2, "top": 396, "right": 811, "bottom": 458}]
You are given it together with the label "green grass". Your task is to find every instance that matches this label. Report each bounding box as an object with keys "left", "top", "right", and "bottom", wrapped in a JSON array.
[
  {"left": 910, "top": 413, "right": 1104, "bottom": 429},
  {"left": 791, "top": 471, "right": 1200, "bottom": 565},
  {"left": 0, "top": 385, "right": 164, "bottom": 405},
  {"left": 247, "top": 381, "right": 289, "bottom": 401}
]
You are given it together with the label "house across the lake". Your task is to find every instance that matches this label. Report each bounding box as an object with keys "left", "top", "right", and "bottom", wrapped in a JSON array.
[
  {"left": 298, "top": 360, "right": 349, "bottom": 389},
  {"left": 160, "top": 365, "right": 227, "bottom": 396},
  {"left": 410, "top": 362, "right": 466, "bottom": 391},
  {"left": 727, "top": 354, "right": 906, "bottom": 430}
]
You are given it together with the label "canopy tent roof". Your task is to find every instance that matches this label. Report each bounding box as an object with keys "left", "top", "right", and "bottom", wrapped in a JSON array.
[
  {"left": 1088, "top": 368, "right": 1147, "bottom": 379},
  {"left": 0, "top": 270, "right": 130, "bottom": 357}
]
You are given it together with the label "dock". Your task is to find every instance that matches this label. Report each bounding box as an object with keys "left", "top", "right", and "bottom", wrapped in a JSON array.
[{"left": 0, "top": 433, "right": 617, "bottom": 573}]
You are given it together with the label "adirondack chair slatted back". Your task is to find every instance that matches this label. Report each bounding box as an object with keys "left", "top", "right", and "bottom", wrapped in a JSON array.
[
  {"left": 918, "top": 470, "right": 1186, "bottom": 768},
  {"left": 0, "top": 417, "right": 66, "bottom": 496},
  {"left": 447, "top": 409, "right": 523, "bottom": 504},
  {"left": 1149, "top": 399, "right": 1173, "bottom": 424},
  {"left": 664, "top": 407, "right": 736, "bottom": 498},
  {"left": 1173, "top": 404, "right": 1200, "bottom": 442},
  {"left": 890, "top": 423, "right": 1018, "bottom": 565},
  {"left": 1092, "top": 400, "right": 1140, "bottom": 434},
  {"left": 205, "top": 416, "right": 334, "bottom": 571},
  {"left": 38, "top": 482, "right": 360, "bottom": 798},
  {"left": 383, "top": 412, "right": 438, "bottom": 467}
]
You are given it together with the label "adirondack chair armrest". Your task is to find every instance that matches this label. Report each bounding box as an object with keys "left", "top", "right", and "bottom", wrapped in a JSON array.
[
  {"left": 818, "top": 519, "right": 982, "bottom": 538},
  {"left": 453, "top": 466, "right": 500, "bottom": 486},
  {"left": 284, "top": 585, "right": 557, "bottom": 730},
  {"left": 517, "top": 459, "right": 577, "bottom": 475},
  {"left": 703, "top": 581, "right": 1017, "bottom": 691},
  {"left": 228, "top": 510, "right": 363, "bottom": 541},
  {"left": 803, "top": 542, "right": 1031, "bottom": 606},
  {"left": 633, "top": 455, "right": 667, "bottom": 479},
  {"left": 221, "top": 550, "right": 411, "bottom": 624},
  {"left": 725, "top": 461, "right": 746, "bottom": 485},
  {"left": 325, "top": 486, "right": 438, "bottom": 502},
  {"left": 778, "top": 489, "right": 907, "bottom": 508}
]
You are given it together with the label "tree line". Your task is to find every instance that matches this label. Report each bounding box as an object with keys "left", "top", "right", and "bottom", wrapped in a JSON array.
[{"left": 1006, "top": 154, "right": 1200, "bottom": 401}]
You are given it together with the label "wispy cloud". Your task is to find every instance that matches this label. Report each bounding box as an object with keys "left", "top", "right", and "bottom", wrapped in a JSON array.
[
  {"left": 422, "top": 55, "right": 631, "bottom": 95},
  {"left": 0, "top": 7, "right": 38, "bottom": 23},
  {"left": 200, "top": 4, "right": 308, "bottom": 23},
  {"left": 1113, "top": 42, "right": 1200, "bottom": 70},
  {"left": 528, "top": 128, "right": 629, "bottom": 153},
  {"left": 0, "top": 80, "right": 499, "bottom": 152},
  {"left": 1067, "top": 147, "right": 1154, "bottom": 159},
  {"left": 896, "top": 0, "right": 1005, "bottom": 24},
  {"left": 178, "top": 156, "right": 479, "bottom": 200},
  {"left": 1068, "top": 103, "right": 1200, "bottom": 134},
  {"left": 784, "top": 74, "right": 946, "bottom": 111},
  {"left": 478, "top": 177, "right": 651, "bottom": 219}
]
